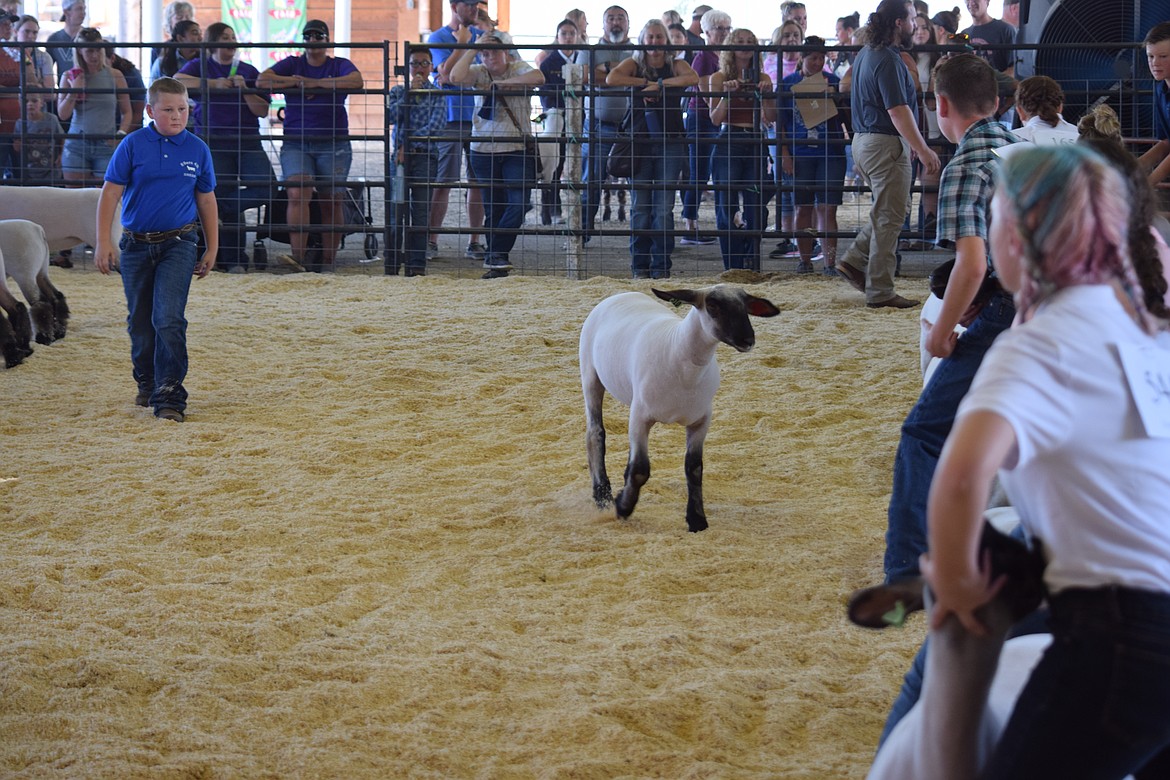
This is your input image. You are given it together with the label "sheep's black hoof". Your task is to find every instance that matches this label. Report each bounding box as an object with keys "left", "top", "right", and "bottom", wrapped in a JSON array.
[
  {"left": 686, "top": 516, "right": 708, "bottom": 533},
  {"left": 614, "top": 492, "right": 637, "bottom": 519},
  {"left": 35, "top": 333, "right": 52, "bottom": 346},
  {"left": 592, "top": 483, "right": 613, "bottom": 509}
]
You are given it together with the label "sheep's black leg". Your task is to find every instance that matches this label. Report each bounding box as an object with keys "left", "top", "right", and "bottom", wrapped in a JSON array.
[
  {"left": 0, "top": 310, "right": 23, "bottom": 368},
  {"left": 583, "top": 377, "right": 612, "bottom": 508},
  {"left": 684, "top": 421, "right": 709, "bottom": 532},
  {"left": 38, "top": 275, "right": 68, "bottom": 340},
  {"left": 30, "top": 300, "right": 54, "bottom": 345},
  {"left": 615, "top": 416, "right": 652, "bottom": 519}
]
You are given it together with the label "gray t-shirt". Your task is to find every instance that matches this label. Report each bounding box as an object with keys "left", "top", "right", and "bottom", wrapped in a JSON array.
[
  {"left": 963, "top": 19, "right": 1017, "bottom": 73},
  {"left": 849, "top": 44, "right": 918, "bottom": 136},
  {"left": 588, "top": 41, "right": 633, "bottom": 125}
]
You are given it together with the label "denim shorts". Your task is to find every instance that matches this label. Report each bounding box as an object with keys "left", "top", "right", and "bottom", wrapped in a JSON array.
[
  {"left": 792, "top": 154, "right": 847, "bottom": 207},
  {"left": 436, "top": 121, "right": 473, "bottom": 184},
  {"left": 279, "top": 139, "right": 352, "bottom": 192},
  {"left": 61, "top": 138, "right": 115, "bottom": 177}
]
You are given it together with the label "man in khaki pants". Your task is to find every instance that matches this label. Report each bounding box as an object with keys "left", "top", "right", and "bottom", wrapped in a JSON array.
[{"left": 837, "top": 0, "right": 939, "bottom": 308}]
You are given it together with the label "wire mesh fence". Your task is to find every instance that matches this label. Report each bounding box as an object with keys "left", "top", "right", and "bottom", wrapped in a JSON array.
[{"left": 0, "top": 36, "right": 1159, "bottom": 278}]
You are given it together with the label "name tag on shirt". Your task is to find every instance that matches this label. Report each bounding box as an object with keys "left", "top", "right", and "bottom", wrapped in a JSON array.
[{"left": 1119, "top": 341, "right": 1170, "bottom": 437}]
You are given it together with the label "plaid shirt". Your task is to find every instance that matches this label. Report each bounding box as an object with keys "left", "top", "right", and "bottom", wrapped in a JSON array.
[
  {"left": 387, "top": 81, "right": 448, "bottom": 154},
  {"left": 935, "top": 117, "right": 1017, "bottom": 253}
]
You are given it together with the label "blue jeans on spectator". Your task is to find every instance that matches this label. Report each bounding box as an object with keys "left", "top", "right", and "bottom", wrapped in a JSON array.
[
  {"left": 211, "top": 137, "right": 274, "bottom": 271},
  {"left": 988, "top": 587, "right": 1170, "bottom": 778},
  {"left": 469, "top": 150, "right": 525, "bottom": 265},
  {"left": 681, "top": 111, "right": 717, "bottom": 222},
  {"left": 710, "top": 129, "right": 768, "bottom": 270},
  {"left": 629, "top": 138, "right": 686, "bottom": 277},
  {"left": 118, "top": 230, "right": 199, "bottom": 414},
  {"left": 402, "top": 148, "right": 438, "bottom": 273},
  {"left": 883, "top": 291, "right": 1016, "bottom": 583},
  {"left": 582, "top": 117, "right": 622, "bottom": 232},
  {"left": 768, "top": 131, "right": 795, "bottom": 227}
]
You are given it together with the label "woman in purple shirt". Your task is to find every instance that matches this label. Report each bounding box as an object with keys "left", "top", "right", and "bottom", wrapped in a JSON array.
[{"left": 177, "top": 22, "right": 273, "bottom": 273}]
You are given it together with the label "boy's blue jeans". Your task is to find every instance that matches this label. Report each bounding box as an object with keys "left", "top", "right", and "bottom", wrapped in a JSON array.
[
  {"left": 883, "top": 291, "right": 1016, "bottom": 583},
  {"left": 119, "top": 231, "right": 198, "bottom": 413}
]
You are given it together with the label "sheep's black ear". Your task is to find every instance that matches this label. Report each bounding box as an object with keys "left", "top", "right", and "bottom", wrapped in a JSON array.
[
  {"left": 653, "top": 288, "right": 698, "bottom": 307},
  {"left": 746, "top": 295, "right": 781, "bottom": 318}
]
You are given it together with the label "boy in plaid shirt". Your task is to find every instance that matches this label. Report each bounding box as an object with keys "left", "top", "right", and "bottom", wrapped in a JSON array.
[
  {"left": 387, "top": 49, "right": 448, "bottom": 276},
  {"left": 882, "top": 54, "right": 1019, "bottom": 584}
]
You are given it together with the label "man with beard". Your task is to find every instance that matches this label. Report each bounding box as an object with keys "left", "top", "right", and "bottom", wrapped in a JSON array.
[
  {"left": 836, "top": 0, "right": 939, "bottom": 308},
  {"left": 581, "top": 5, "right": 633, "bottom": 236},
  {"left": 257, "top": 20, "right": 363, "bottom": 272}
]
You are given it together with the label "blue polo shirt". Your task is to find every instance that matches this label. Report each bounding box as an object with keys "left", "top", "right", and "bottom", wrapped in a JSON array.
[
  {"left": 105, "top": 123, "right": 216, "bottom": 233},
  {"left": 1155, "top": 78, "right": 1170, "bottom": 141},
  {"left": 850, "top": 44, "right": 918, "bottom": 136}
]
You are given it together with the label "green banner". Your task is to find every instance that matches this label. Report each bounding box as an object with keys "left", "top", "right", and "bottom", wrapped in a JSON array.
[{"left": 221, "top": 0, "right": 308, "bottom": 69}]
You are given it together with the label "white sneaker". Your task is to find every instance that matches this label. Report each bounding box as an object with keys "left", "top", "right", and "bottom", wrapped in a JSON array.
[{"left": 426, "top": 242, "right": 439, "bottom": 260}]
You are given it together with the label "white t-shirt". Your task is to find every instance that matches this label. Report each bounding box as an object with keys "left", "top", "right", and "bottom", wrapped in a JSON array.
[
  {"left": 959, "top": 285, "right": 1170, "bottom": 594},
  {"left": 1010, "top": 114, "right": 1079, "bottom": 145},
  {"left": 468, "top": 60, "right": 536, "bottom": 154}
]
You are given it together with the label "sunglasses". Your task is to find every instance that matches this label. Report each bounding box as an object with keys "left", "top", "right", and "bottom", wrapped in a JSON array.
[
  {"left": 303, "top": 32, "right": 327, "bottom": 41},
  {"left": 710, "top": 25, "right": 732, "bottom": 32}
]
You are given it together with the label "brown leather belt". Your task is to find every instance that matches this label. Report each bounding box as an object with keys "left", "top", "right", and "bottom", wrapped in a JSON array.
[{"left": 126, "top": 222, "right": 199, "bottom": 243}]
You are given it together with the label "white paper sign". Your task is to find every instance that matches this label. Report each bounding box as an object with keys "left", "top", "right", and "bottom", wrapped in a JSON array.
[{"left": 1119, "top": 341, "right": 1170, "bottom": 438}]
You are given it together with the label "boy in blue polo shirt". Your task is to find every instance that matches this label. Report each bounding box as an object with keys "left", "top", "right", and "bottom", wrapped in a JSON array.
[
  {"left": 95, "top": 77, "right": 218, "bottom": 423},
  {"left": 1141, "top": 22, "right": 1170, "bottom": 191}
]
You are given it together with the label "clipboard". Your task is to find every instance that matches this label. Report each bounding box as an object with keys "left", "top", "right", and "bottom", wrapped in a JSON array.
[{"left": 791, "top": 73, "right": 838, "bottom": 129}]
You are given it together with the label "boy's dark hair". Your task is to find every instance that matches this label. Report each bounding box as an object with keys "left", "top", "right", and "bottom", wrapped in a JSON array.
[
  {"left": 934, "top": 53, "right": 998, "bottom": 116},
  {"left": 1144, "top": 21, "right": 1170, "bottom": 46},
  {"left": 148, "top": 76, "right": 188, "bottom": 105}
]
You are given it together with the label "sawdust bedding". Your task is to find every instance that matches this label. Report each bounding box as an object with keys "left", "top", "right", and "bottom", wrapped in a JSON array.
[{"left": 1, "top": 269, "right": 934, "bottom": 778}]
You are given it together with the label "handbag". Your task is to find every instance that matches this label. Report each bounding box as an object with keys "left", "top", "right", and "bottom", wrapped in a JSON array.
[
  {"left": 607, "top": 136, "right": 633, "bottom": 178},
  {"left": 607, "top": 105, "right": 644, "bottom": 179}
]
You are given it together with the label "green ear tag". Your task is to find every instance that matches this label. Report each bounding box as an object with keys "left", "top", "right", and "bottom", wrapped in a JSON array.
[{"left": 882, "top": 600, "right": 908, "bottom": 628}]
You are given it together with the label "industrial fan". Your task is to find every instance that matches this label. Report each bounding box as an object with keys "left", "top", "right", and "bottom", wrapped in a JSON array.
[{"left": 1017, "top": 0, "right": 1170, "bottom": 136}]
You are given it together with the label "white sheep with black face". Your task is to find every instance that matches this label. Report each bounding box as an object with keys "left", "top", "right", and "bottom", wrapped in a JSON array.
[
  {"left": 0, "top": 185, "right": 122, "bottom": 253},
  {"left": 0, "top": 220, "right": 69, "bottom": 368},
  {"left": 578, "top": 285, "right": 780, "bottom": 532}
]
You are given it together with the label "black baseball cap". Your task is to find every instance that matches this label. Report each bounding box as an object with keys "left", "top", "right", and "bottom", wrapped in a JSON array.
[{"left": 303, "top": 19, "right": 329, "bottom": 37}]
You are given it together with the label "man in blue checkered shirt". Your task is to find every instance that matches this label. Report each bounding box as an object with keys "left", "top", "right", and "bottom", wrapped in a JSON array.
[
  {"left": 882, "top": 54, "right": 1019, "bottom": 585},
  {"left": 388, "top": 50, "right": 449, "bottom": 276}
]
